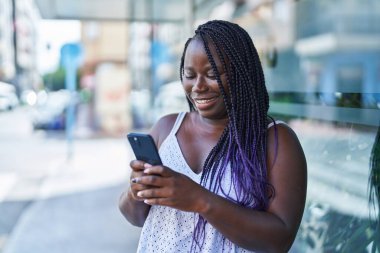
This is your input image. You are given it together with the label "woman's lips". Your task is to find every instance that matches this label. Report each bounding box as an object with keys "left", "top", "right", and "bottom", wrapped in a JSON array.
[
  {"left": 193, "top": 97, "right": 219, "bottom": 104},
  {"left": 190, "top": 95, "right": 221, "bottom": 111}
]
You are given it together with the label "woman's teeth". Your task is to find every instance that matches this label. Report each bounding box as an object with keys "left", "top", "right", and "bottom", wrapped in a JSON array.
[{"left": 195, "top": 98, "right": 215, "bottom": 104}]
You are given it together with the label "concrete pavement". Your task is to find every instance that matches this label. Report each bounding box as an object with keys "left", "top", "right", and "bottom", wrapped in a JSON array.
[{"left": 1, "top": 137, "right": 141, "bottom": 253}]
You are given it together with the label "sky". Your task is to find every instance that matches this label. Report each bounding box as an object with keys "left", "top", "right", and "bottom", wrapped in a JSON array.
[{"left": 37, "top": 20, "right": 81, "bottom": 74}]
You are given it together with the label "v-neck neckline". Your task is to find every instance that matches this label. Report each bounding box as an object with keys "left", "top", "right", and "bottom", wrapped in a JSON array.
[
  {"left": 173, "top": 133, "right": 203, "bottom": 177},
  {"left": 171, "top": 112, "right": 203, "bottom": 177}
]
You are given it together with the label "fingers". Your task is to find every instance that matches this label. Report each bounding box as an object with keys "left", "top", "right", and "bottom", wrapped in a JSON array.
[
  {"left": 132, "top": 175, "right": 167, "bottom": 187},
  {"left": 143, "top": 198, "right": 169, "bottom": 206},
  {"left": 137, "top": 190, "right": 179, "bottom": 207},
  {"left": 129, "top": 182, "right": 156, "bottom": 201},
  {"left": 130, "top": 160, "right": 174, "bottom": 177},
  {"left": 129, "top": 160, "right": 146, "bottom": 171},
  {"left": 129, "top": 164, "right": 180, "bottom": 205},
  {"left": 130, "top": 182, "right": 150, "bottom": 192},
  {"left": 137, "top": 188, "right": 162, "bottom": 198},
  {"left": 143, "top": 164, "right": 174, "bottom": 178}
]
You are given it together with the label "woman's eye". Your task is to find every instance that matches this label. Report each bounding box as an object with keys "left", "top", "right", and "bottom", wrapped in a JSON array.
[
  {"left": 207, "top": 74, "right": 216, "bottom": 80},
  {"left": 184, "top": 73, "right": 195, "bottom": 79}
]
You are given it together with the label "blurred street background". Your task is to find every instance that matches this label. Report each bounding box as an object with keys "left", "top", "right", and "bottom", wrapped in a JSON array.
[
  {"left": 0, "top": 0, "right": 379, "bottom": 252},
  {"left": 0, "top": 106, "right": 141, "bottom": 253}
]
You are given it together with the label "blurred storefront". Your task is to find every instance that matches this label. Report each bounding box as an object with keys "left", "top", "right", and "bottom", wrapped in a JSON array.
[
  {"left": 81, "top": 21, "right": 131, "bottom": 134},
  {"left": 34, "top": 0, "right": 192, "bottom": 132}
]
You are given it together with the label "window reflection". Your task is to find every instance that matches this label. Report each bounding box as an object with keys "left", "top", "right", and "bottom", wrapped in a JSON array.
[
  {"left": 368, "top": 125, "right": 380, "bottom": 251},
  {"left": 284, "top": 120, "right": 378, "bottom": 252},
  {"left": 235, "top": 0, "right": 380, "bottom": 252}
]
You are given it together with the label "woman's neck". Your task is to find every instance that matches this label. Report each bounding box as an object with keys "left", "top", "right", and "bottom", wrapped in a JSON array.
[{"left": 190, "top": 111, "right": 228, "bottom": 138}]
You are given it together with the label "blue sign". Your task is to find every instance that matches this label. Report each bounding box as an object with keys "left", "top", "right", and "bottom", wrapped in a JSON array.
[{"left": 61, "top": 43, "right": 83, "bottom": 159}]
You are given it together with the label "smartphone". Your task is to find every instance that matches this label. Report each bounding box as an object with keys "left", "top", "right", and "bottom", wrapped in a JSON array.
[{"left": 127, "top": 133, "right": 163, "bottom": 166}]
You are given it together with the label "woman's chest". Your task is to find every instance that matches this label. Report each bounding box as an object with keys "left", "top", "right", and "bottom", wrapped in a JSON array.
[{"left": 177, "top": 132, "right": 218, "bottom": 174}]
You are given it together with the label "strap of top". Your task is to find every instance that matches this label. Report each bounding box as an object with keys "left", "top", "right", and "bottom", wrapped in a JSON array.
[
  {"left": 267, "top": 120, "right": 286, "bottom": 129},
  {"left": 169, "top": 112, "right": 187, "bottom": 136}
]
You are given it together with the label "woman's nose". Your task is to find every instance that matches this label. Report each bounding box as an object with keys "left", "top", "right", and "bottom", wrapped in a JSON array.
[{"left": 192, "top": 76, "right": 208, "bottom": 92}]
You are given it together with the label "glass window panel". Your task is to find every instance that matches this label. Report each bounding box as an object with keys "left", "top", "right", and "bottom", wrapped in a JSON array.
[{"left": 223, "top": 0, "right": 380, "bottom": 251}]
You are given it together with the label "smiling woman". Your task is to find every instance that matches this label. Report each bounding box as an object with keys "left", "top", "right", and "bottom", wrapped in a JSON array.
[{"left": 119, "top": 20, "right": 307, "bottom": 253}]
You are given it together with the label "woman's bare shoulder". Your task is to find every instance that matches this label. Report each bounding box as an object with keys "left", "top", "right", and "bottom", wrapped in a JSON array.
[
  {"left": 266, "top": 122, "right": 306, "bottom": 173},
  {"left": 266, "top": 122, "right": 307, "bottom": 239},
  {"left": 150, "top": 113, "right": 180, "bottom": 148},
  {"left": 267, "top": 121, "right": 298, "bottom": 141}
]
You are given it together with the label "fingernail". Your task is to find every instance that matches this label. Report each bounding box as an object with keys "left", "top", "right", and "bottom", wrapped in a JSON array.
[
  {"left": 144, "top": 163, "right": 152, "bottom": 168},
  {"left": 137, "top": 192, "right": 143, "bottom": 197},
  {"left": 144, "top": 199, "right": 150, "bottom": 205},
  {"left": 144, "top": 169, "right": 150, "bottom": 174}
]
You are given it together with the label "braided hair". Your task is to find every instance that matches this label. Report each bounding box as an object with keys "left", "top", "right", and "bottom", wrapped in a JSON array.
[{"left": 179, "top": 20, "right": 274, "bottom": 250}]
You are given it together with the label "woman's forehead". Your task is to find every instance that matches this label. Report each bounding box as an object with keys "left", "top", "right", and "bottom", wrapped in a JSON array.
[
  {"left": 186, "top": 38, "right": 225, "bottom": 64},
  {"left": 189, "top": 36, "right": 219, "bottom": 52}
]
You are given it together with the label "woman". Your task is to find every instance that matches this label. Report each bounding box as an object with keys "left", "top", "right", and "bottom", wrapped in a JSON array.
[{"left": 119, "top": 20, "right": 307, "bottom": 252}]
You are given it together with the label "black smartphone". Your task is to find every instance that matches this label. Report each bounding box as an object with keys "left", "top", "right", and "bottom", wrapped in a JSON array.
[{"left": 127, "top": 133, "right": 163, "bottom": 166}]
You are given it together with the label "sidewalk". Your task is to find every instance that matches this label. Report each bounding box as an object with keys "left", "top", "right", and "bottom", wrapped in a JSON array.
[{"left": 2, "top": 138, "right": 141, "bottom": 253}]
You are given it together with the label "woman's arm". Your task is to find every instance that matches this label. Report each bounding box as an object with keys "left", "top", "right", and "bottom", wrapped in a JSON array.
[
  {"left": 200, "top": 124, "right": 307, "bottom": 252},
  {"left": 137, "top": 124, "right": 307, "bottom": 252},
  {"left": 118, "top": 114, "right": 178, "bottom": 227},
  {"left": 198, "top": 124, "right": 306, "bottom": 252},
  {"left": 119, "top": 177, "right": 151, "bottom": 227}
]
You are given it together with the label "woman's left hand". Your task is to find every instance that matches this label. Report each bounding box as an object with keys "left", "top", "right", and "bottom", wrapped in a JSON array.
[{"left": 133, "top": 164, "right": 208, "bottom": 213}]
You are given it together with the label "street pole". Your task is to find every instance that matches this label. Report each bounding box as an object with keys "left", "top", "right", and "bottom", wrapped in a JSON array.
[{"left": 61, "top": 43, "right": 83, "bottom": 160}]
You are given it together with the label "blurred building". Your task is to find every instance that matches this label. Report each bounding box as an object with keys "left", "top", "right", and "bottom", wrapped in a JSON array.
[
  {"left": 0, "top": 0, "right": 40, "bottom": 93},
  {"left": 194, "top": 0, "right": 380, "bottom": 119},
  {"left": 294, "top": 0, "right": 380, "bottom": 108},
  {"left": 0, "top": 0, "right": 16, "bottom": 82},
  {"left": 81, "top": 21, "right": 131, "bottom": 134},
  {"left": 15, "top": 0, "right": 40, "bottom": 91}
]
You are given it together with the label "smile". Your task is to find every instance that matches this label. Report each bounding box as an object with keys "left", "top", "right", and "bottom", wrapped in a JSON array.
[{"left": 193, "top": 97, "right": 219, "bottom": 104}]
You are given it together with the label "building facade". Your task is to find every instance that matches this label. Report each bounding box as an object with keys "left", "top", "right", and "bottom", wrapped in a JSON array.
[
  {"left": 81, "top": 21, "right": 132, "bottom": 134},
  {"left": 0, "top": 0, "right": 40, "bottom": 93}
]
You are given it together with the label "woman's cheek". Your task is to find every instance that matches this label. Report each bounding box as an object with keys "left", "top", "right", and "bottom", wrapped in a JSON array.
[{"left": 182, "top": 82, "right": 193, "bottom": 94}]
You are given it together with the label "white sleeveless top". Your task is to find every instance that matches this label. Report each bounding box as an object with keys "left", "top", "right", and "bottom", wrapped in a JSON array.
[{"left": 137, "top": 112, "right": 283, "bottom": 253}]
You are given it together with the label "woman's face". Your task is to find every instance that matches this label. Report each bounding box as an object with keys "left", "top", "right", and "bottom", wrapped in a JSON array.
[{"left": 182, "top": 39, "right": 229, "bottom": 120}]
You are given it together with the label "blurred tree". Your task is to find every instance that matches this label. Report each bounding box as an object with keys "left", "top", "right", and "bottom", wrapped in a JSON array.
[
  {"left": 43, "top": 67, "right": 65, "bottom": 91},
  {"left": 42, "top": 67, "right": 80, "bottom": 91}
]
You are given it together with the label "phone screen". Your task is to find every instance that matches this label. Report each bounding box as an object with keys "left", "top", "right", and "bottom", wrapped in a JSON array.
[{"left": 127, "top": 133, "right": 163, "bottom": 165}]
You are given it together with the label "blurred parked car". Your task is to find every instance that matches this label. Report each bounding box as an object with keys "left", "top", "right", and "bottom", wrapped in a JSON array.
[
  {"left": 32, "top": 90, "right": 72, "bottom": 130},
  {"left": 21, "top": 89, "right": 38, "bottom": 106},
  {"left": 0, "top": 81, "right": 19, "bottom": 111}
]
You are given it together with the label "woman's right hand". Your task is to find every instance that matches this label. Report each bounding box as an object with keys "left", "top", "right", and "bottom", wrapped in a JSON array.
[
  {"left": 119, "top": 159, "right": 152, "bottom": 227},
  {"left": 130, "top": 159, "right": 153, "bottom": 201}
]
